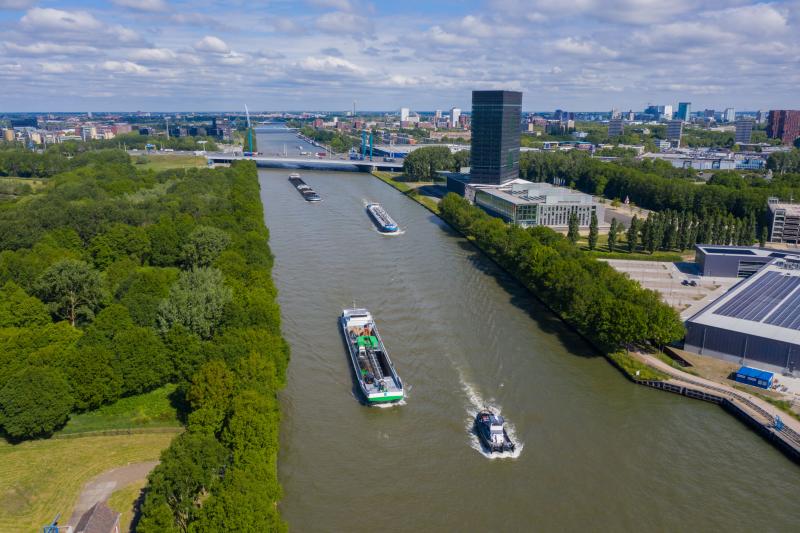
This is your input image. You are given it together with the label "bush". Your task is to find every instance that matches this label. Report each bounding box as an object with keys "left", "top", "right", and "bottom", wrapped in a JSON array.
[{"left": 0, "top": 366, "right": 74, "bottom": 439}]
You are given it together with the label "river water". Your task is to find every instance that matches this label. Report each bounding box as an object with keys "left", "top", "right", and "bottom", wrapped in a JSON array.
[{"left": 257, "top": 129, "right": 800, "bottom": 532}]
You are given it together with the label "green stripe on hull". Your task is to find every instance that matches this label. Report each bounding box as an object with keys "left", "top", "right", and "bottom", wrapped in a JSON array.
[{"left": 368, "top": 394, "right": 404, "bottom": 403}]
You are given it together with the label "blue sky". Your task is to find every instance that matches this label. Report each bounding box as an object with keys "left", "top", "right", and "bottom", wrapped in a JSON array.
[{"left": 0, "top": 0, "right": 798, "bottom": 112}]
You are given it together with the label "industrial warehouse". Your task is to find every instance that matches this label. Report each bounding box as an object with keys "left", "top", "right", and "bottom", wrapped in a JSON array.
[
  {"left": 695, "top": 244, "right": 791, "bottom": 278},
  {"left": 684, "top": 254, "right": 800, "bottom": 374}
]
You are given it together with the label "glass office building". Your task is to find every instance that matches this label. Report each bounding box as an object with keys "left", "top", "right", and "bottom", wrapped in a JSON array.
[{"left": 470, "top": 90, "right": 522, "bottom": 184}]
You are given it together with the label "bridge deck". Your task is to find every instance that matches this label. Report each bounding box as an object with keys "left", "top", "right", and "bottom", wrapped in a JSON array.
[{"left": 207, "top": 154, "right": 403, "bottom": 171}]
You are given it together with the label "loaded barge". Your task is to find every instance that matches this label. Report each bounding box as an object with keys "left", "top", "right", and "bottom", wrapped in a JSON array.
[
  {"left": 340, "top": 308, "right": 404, "bottom": 404},
  {"left": 366, "top": 203, "right": 399, "bottom": 233},
  {"left": 288, "top": 173, "right": 321, "bottom": 202}
]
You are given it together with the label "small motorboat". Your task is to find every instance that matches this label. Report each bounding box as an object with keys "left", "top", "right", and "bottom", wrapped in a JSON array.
[{"left": 474, "top": 408, "right": 515, "bottom": 453}]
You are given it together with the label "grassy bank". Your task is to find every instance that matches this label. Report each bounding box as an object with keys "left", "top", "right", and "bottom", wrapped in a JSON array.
[
  {"left": 0, "top": 433, "right": 175, "bottom": 533},
  {"left": 59, "top": 385, "right": 180, "bottom": 435},
  {"left": 133, "top": 154, "right": 206, "bottom": 172},
  {"left": 371, "top": 171, "right": 440, "bottom": 214},
  {"left": 608, "top": 351, "right": 670, "bottom": 381}
]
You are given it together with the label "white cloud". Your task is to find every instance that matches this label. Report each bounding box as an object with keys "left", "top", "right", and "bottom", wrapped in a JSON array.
[
  {"left": 707, "top": 4, "right": 788, "bottom": 36},
  {"left": 315, "top": 11, "right": 369, "bottom": 31},
  {"left": 552, "top": 37, "right": 618, "bottom": 58},
  {"left": 39, "top": 62, "right": 74, "bottom": 73},
  {"left": 101, "top": 60, "right": 149, "bottom": 75},
  {"left": 425, "top": 26, "right": 477, "bottom": 47},
  {"left": 298, "top": 55, "right": 365, "bottom": 75},
  {"left": 129, "top": 48, "right": 177, "bottom": 62},
  {"left": 194, "top": 35, "right": 230, "bottom": 53},
  {"left": 112, "top": 0, "right": 168, "bottom": 12},
  {"left": 309, "top": 0, "right": 352, "bottom": 10},
  {"left": 3, "top": 41, "right": 98, "bottom": 55},
  {"left": 21, "top": 7, "right": 102, "bottom": 31},
  {"left": 0, "top": 0, "right": 35, "bottom": 9}
]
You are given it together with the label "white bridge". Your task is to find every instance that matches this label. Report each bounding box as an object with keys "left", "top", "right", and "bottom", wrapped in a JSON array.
[{"left": 206, "top": 153, "right": 404, "bottom": 172}]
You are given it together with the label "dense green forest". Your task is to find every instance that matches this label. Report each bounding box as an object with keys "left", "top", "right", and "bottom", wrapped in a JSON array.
[
  {"left": 0, "top": 151, "right": 287, "bottom": 530},
  {"left": 439, "top": 194, "right": 684, "bottom": 350}
]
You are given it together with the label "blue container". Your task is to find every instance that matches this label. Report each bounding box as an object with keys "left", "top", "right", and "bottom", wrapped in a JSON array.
[{"left": 733, "top": 366, "right": 774, "bottom": 389}]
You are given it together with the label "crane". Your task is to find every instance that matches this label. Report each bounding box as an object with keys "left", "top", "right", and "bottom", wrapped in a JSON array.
[{"left": 244, "top": 104, "right": 255, "bottom": 154}]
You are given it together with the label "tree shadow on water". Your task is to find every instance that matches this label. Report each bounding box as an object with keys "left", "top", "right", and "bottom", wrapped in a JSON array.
[{"left": 452, "top": 238, "right": 600, "bottom": 360}]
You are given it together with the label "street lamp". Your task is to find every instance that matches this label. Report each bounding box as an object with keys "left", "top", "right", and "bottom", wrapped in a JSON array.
[{"left": 197, "top": 140, "right": 208, "bottom": 154}]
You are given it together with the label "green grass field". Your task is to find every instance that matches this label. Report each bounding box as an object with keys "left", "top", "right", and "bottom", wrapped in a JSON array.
[
  {"left": 0, "top": 433, "right": 177, "bottom": 532},
  {"left": 59, "top": 384, "right": 181, "bottom": 435},
  {"left": 574, "top": 233, "right": 688, "bottom": 262},
  {"left": 108, "top": 480, "right": 147, "bottom": 533},
  {"left": 134, "top": 154, "right": 207, "bottom": 172}
]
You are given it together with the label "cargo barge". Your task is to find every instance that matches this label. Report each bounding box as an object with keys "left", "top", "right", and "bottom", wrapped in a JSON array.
[
  {"left": 340, "top": 308, "right": 404, "bottom": 404},
  {"left": 288, "top": 173, "right": 321, "bottom": 202},
  {"left": 366, "top": 203, "right": 399, "bottom": 233}
]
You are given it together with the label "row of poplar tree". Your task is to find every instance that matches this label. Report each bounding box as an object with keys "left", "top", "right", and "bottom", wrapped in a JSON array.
[{"left": 565, "top": 209, "right": 762, "bottom": 253}]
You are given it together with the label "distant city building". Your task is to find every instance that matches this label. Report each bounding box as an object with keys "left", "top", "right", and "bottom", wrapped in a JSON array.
[
  {"left": 768, "top": 197, "right": 800, "bottom": 244},
  {"left": 400, "top": 107, "right": 410, "bottom": 122},
  {"left": 735, "top": 119, "right": 754, "bottom": 144},
  {"left": 704, "top": 109, "right": 716, "bottom": 119},
  {"left": 724, "top": 107, "right": 736, "bottom": 123},
  {"left": 644, "top": 104, "right": 673, "bottom": 121},
  {"left": 666, "top": 120, "right": 683, "bottom": 146},
  {"left": 610, "top": 108, "right": 621, "bottom": 119},
  {"left": 756, "top": 110, "right": 767, "bottom": 124},
  {"left": 434, "top": 109, "right": 442, "bottom": 121},
  {"left": 607, "top": 118, "right": 623, "bottom": 137},
  {"left": 677, "top": 102, "right": 691, "bottom": 122},
  {"left": 469, "top": 90, "right": 521, "bottom": 184},
  {"left": 627, "top": 110, "right": 635, "bottom": 121},
  {"left": 450, "top": 107, "right": 461, "bottom": 128},
  {"left": 766, "top": 110, "right": 800, "bottom": 145},
  {"left": 466, "top": 180, "right": 605, "bottom": 229},
  {"left": 2, "top": 128, "right": 14, "bottom": 142}
]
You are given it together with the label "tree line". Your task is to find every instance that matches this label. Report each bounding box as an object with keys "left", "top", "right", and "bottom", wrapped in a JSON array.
[
  {"left": 517, "top": 150, "right": 800, "bottom": 226},
  {"left": 439, "top": 193, "right": 684, "bottom": 351},
  {"left": 0, "top": 151, "right": 287, "bottom": 529},
  {"left": 401, "top": 146, "right": 470, "bottom": 181}
]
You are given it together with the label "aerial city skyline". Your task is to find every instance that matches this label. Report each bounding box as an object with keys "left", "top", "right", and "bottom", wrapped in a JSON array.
[{"left": 0, "top": 0, "right": 799, "bottom": 110}]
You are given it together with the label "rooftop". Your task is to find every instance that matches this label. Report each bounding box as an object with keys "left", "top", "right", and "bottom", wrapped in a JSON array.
[
  {"left": 688, "top": 256, "right": 800, "bottom": 345},
  {"left": 697, "top": 244, "right": 790, "bottom": 259},
  {"left": 769, "top": 202, "right": 800, "bottom": 216},
  {"left": 472, "top": 180, "right": 596, "bottom": 206}
]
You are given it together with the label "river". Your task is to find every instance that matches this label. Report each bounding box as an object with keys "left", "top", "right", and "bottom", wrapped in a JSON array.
[{"left": 256, "top": 129, "right": 800, "bottom": 532}]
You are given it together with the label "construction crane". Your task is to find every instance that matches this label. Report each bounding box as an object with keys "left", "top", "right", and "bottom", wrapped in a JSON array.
[{"left": 244, "top": 104, "right": 256, "bottom": 155}]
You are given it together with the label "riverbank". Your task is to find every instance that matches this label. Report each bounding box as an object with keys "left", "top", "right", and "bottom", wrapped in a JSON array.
[
  {"left": 371, "top": 171, "right": 800, "bottom": 465},
  {"left": 371, "top": 171, "right": 441, "bottom": 214}
]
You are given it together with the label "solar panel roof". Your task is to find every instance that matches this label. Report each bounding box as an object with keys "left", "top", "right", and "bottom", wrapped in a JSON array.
[{"left": 712, "top": 270, "right": 800, "bottom": 331}]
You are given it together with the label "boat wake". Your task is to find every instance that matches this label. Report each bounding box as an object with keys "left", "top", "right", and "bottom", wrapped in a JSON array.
[
  {"left": 461, "top": 377, "right": 522, "bottom": 459},
  {"left": 372, "top": 398, "right": 407, "bottom": 408}
]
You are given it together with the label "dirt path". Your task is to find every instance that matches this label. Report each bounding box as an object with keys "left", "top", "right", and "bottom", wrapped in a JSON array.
[{"left": 67, "top": 461, "right": 158, "bottom": 527}]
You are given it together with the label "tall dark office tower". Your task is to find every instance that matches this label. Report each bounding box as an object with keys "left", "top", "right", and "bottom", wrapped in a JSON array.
[{"left": 470, "top": 90, "right": 522, "bottom": 184}]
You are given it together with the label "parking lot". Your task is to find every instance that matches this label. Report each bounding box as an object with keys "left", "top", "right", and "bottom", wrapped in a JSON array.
[{"left": 602, "top": 259, "right": 740, "bottom": 319}]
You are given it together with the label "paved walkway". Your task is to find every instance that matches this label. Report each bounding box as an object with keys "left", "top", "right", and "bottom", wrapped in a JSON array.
[
  {"left": 636, "top": 352, "right": 800, "bottom": 446},
  {"left": 67, "top": 461, "right": 159, "bottom": 528}
]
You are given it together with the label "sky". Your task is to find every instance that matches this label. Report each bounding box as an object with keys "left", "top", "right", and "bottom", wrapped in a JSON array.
[{"left": 0, "top": 0, "right": 799, "bottom": 112}]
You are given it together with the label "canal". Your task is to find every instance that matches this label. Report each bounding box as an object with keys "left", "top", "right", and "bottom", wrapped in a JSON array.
[{"left": 257, "top": 129, "right": 800, "bottom": 531}]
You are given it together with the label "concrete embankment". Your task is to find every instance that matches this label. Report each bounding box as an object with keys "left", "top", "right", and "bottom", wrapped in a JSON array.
[{"left": 633, "top": 352, "right": 800, "bottom": 464}]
